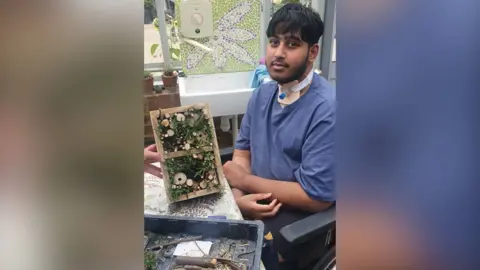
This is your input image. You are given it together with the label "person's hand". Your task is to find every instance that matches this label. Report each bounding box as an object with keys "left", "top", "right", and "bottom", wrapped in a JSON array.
[
  {"left": 223, "top": 161, "right": 249, "bottom": 189},
  {"left": 144, "top": 144, "right": 164, "bottom": 178},
  {"left": 144, "top": 144, "right": 164, "bottom": 163},
  {"left": 236, "top": 193, "right": 282, "bottom": 220}
]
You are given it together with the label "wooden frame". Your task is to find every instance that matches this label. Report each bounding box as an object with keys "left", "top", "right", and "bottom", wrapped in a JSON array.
[{"left": 150, "top": 103, "right": 224, "bottom": 203}]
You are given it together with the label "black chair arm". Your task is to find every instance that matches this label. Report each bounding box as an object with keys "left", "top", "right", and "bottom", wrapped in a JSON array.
[{"left": 279, "top": 205, "right": 336, "bottom": 246}]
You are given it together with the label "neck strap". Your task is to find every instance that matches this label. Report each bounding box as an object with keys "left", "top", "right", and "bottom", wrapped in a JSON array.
[{"left": 279, "top": 68, "right": 314, "bottom": 93}]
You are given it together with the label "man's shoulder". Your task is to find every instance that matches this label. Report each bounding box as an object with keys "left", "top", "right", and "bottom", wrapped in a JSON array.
[
  {"left": 308, "top": 74, "right": 336, "bottom": 116},
  {"left": 247, "top": 81, "right": 278, "bottom": 108},
  {"left": 252, "top": 81, "right": 278, "bottom": 98}
]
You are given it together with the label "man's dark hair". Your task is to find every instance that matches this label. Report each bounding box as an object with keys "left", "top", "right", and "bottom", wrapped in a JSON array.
[{"left": 266, "top": 3, "right": 324, "bottom": 47}]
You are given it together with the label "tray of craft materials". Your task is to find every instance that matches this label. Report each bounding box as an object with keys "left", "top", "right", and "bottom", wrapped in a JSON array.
[
  {"left": 150, "top": 103, "right": 225, "bottom": 203},
  {"left": 144, "top": 215, "right": 264, "bottom": 270}
]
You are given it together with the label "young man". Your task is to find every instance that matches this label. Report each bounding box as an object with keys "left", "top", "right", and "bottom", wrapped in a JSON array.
[{"left": 223, "top": 3, "right": 335, "bottom": 267}]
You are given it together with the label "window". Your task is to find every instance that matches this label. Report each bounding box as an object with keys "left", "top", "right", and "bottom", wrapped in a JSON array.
[
  {"left": 144, "top": 0, "right": 163, "bottom": 68},
  {"left": 144, "top": 0, "right": 182, "bottom": 71}
]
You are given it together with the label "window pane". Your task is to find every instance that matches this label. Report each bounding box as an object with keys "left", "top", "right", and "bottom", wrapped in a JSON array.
[
  {"left": 144, "top": 0, "right": 163, "bottom": 65},
  {"left": 164, "top": 1, "right": 182, "bottom": 67}
]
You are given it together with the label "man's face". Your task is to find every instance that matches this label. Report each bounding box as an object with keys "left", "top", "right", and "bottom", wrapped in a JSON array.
[{"left": 266, "top": 32, "right": 315, "bottom": 84}]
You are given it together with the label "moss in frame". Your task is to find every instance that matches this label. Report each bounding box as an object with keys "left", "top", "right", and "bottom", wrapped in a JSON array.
[
  {"left": 157, "top": 108, "right": 213, "bottom": 153},
  {"left": 166, "top": 151, "right": 220, "bottom": 201}
]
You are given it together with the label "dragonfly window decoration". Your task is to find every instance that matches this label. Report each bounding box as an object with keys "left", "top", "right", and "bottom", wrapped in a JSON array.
[{"left": 184, "top": 1, "right": 259, "bottom": 71}]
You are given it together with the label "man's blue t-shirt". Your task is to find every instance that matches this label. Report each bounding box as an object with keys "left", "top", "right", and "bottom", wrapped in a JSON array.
[{"left": 235, "top": 73, "right": 336, "bottom": 202}]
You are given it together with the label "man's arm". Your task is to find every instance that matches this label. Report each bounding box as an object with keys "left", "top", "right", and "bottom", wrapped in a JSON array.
[
  {"left": 231, "top": 149, "right": 251, "bottom": 198},
  {"left": 231, "top": 90, "right": 257, "bottom": 199},
  {"left": 233, "top": 149, "right": 251, "bottom": 174},
  {"left": 239, "top": 176, "right": 332, "bottom": 213}
]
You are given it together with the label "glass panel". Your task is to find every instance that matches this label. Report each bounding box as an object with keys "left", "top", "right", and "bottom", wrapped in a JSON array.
[
  {"left": 144, "top": 0, "right": 182, "bottom": 68},
  {"left": 144, "top": 0, "right": 163, "bottom": 65},
  {"left": 165, "top": 1, "right": 181, "bottom": 67}
]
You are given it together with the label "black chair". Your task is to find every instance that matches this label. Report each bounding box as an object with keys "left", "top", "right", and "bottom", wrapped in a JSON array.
[{"left": 279, "top": 206, "right": 336, "bottom": 270}]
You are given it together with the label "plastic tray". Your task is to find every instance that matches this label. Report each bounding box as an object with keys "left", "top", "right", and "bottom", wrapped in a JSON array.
[{"left": 144, "top": 215, "right": 264, "bottom": 270}]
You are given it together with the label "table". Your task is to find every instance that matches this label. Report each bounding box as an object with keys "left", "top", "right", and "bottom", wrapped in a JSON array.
[{"left": 144, "top": 163, "right": 266, "bottom": 270}]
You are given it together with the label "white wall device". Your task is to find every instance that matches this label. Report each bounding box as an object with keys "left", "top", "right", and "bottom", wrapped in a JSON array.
[{"left": 179, "top": 0, "right": 214, "bottom": 39}]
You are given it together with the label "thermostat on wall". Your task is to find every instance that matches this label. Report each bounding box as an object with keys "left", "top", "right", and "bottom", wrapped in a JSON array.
[{"left": 180, "top": 0, "right": 213, "bottom": 38}]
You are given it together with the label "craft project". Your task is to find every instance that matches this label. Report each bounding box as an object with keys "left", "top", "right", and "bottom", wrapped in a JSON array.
[{"left": 150, "top": 103, "right": 224, "bottom": 202}]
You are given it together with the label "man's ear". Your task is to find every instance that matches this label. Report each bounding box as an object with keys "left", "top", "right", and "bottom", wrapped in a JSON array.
[{"left": 309, "top": 44, "right": 320, "bottom": 62}]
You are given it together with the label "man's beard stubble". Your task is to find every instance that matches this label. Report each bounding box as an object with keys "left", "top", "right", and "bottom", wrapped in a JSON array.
[{"left": 270, "top": 54, "right": 309, "bottom": 85}]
